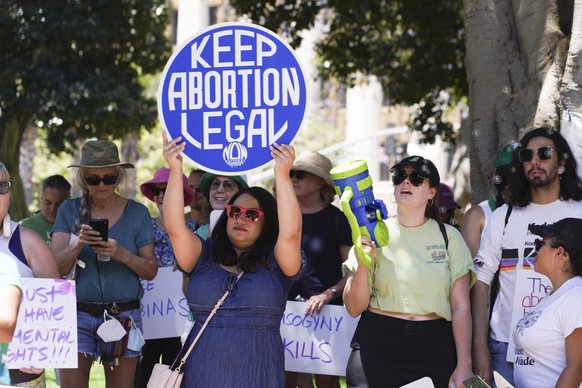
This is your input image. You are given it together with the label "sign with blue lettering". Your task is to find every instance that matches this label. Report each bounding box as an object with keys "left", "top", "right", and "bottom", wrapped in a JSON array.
[
  {"left": 140, "top": 267, "right": 189, "bottom": 340},
  {"left": 158, "top": 22, "right": 308, "bottom": 174},
  {"left": 7, "top": 278, "right": 78, "bottom": 368}
]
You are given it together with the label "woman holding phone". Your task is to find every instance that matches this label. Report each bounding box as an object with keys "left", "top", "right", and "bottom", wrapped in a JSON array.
[{"left": 51, "top": 140, "right": 156, "bottom": 388}]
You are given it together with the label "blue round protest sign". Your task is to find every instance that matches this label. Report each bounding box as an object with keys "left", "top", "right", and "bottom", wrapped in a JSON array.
[{"left": 158, "top": 22, "right": 308, "bottom": 175}]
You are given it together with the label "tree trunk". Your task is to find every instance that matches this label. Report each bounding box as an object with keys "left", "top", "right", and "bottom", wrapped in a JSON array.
[
  {"left": 562, "top": 0, "right": 582, "bottom": 109},
  {"left": 463, "top": 0, "right": 568, "bottom": 204},
  {"left": 121, "top": 132, "right": 140, "bottom": 200},
  {"left": 0, "top": 117, "right": 28, "bottom": 220},
  {"left": 19, "top": 126, "right": 37, "bottom": 208}
]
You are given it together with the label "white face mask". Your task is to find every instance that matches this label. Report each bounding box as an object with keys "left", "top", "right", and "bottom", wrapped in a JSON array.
[
  {"left": 97, "top": 311, "right": 127, "bottom": 343},
  {"left": 127, "top": 318, "right": 145, "bottom": 351}
]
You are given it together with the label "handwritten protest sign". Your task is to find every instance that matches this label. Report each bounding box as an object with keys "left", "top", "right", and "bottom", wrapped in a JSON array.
[
  {"left": 158, "top": 22, "right": 307, "bottom": 174},
  {"left": 281, "top": 301, "right": 359, "bottom": 376},
  {"left": 7, "top": 278, "right": 77, "bottom": 369},
  {"left": 140, "top": 267, "right": 189, "bottom": 340}
]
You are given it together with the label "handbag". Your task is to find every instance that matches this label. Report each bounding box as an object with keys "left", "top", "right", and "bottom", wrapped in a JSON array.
[
  {"left": 146, "top": 363, "right": 183, "bottom": 388},
  {"left": 147, "top": 271, "right": 244, "bottom": 388}
]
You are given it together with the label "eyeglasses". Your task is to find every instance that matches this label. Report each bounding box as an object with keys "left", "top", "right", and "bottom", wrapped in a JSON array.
[
  {"left": 289, "top": 170, "right": 308, "bottom": 180},
  {"left": 210, "top": 180, "right": 237, "bottom": 192},
  {"left": 518, "top": 146, "right": 553, "bottom": 163},
  {"left": 0, "top": 181, "right": 12, "bottom": 195},
  {"left": 150, "top": 185, "right": 167, "bottom": 196},
  {"left": 225, "top": 204, "right": 264, "bottom": 223},
  {"left": 534, "top": 238, "right": 548, "bottom": 252},
  {"left": 391, "top": 170, "right": 425, "bottom": 187},
  {"left": 84, "top": 175, "right": 119, "bottom": 186}
]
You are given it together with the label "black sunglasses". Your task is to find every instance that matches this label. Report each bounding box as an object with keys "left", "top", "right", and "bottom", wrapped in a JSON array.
[
  {"left": 0, "top": 181, "right": 12, "bottom": 195},
  {"left": 225, "top": 204, "right": 264, "bottom": 223},
  {"left": 150, "top": 185, "right": 167, "bottom": 196},
  {"left": 391, "top": 170, "right": 425, "bottom": 187},
  {"left": 518, "top": 146, "right": 553, "bottom": 163},
  {"left": 289, "top": 170, "right": 308, "bottom": 180},
  {"left": 84, "top": 175, "right": 118, "bottom": 186},
  {"left": 534, "top": 238, "right": 548, "bottom": 252}
]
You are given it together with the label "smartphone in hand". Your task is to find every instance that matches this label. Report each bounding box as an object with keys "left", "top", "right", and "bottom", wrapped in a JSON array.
[{"left": 89, "top": 219, "right": 109, "bottom": 242}]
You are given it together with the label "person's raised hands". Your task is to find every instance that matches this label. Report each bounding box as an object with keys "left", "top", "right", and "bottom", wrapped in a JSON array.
[
  {"left": 269, "top": 143, "right": 295, "bottom": 177},
  {"left": 162, "top": 132, "right": 186, "bottom": 170}
]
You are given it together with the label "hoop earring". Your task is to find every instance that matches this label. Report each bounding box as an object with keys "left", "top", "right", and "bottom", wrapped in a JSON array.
[{"left": 427, "top": 198, "right": 434, "bottom": 206}]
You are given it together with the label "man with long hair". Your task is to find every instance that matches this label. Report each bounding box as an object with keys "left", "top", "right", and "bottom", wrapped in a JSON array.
[{"left": 471, "top": 127, "right": 582, "bottom": 385}]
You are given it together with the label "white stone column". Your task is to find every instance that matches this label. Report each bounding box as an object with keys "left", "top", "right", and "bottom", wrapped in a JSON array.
[
  {"left": 177, "top": 0, "right": 209, "bottom": 46},
  {"left": 345, "top": 75, "right": 383, "bottom": 181}
]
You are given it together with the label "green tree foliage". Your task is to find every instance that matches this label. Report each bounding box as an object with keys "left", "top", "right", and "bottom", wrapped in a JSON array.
[
  {"left": 229, "top": 0, "right": 466, "bottom": 144},
  {"left": 0, "top": 0, "right": 171, "bottom": 217}
]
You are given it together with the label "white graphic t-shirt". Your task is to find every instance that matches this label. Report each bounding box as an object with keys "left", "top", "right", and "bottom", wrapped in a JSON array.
[
  {"left": 513, "top": 276, "right": 582, "bottom": 387},
  {"left": 474, "top": 200, "right": 582, "bottom": 342}
]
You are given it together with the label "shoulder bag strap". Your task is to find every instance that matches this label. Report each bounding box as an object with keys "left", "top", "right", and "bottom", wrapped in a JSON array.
[{"left": 174, "top": 271, "right": 244, "bottom": 373}]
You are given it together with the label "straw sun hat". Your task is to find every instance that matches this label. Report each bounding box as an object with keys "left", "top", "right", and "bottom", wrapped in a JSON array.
[{"left": 291, "top": 151, "right": 334, "bottom": 189}]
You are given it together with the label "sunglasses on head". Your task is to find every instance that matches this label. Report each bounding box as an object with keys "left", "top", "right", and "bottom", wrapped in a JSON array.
[
  {"left": 289, "top": 170, "right": 309, "bottom": 180},
  {"left": 391, "top": 170, "right": 425, "bottom": 187},
  {"left": 150, "top": 185, "right": 167, "bottom": 196},
  {"left": 225, "top": 204, "right": 264, "bottom": 223},
  {"left": 210, "top": 180, "right": 237, "bottom": 192},
  {"left": 84, "top": 175, "right": 118, "bottom": 186},
  {"left": 0, "top": 181, "right": 12, "bottom": 195},
  {"left": 518, "top": 146, "right": 553, "bottom": 163}
]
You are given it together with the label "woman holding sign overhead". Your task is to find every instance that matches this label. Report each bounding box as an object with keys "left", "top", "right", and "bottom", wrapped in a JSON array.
[
  {"left": 343, "top": 156, "right": 475, "bottom": 388},
  {"left": 162, "top": 134, "right": 304, "bottom": 387}
]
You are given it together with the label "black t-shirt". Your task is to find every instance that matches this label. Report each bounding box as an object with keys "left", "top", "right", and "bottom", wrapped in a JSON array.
[{"left": 288, "top": 205, "right": 352, "bottom": 304}]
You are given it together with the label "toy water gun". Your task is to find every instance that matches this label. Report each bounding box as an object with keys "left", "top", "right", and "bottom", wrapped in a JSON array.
[{"left": 330, "top": 160, "right": 389, "bottom": 267}]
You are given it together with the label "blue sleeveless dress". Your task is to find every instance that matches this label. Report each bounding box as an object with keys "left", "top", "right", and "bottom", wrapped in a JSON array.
[{"left": 182, "top": 240, "right": 304, "bottom": 387}]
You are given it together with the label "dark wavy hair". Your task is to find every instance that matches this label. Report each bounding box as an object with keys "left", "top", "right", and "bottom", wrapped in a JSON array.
[
  {"left": 509, "top": 127, "right": 582, "bottom": 207},
  {"left": 550, "top": 237, "right": 582, "bottom": 276},
  {"left": 210, "top": 187, "right": 279, "bottom": 273},
  {"left": 426, "top": 179, "right": 443, "bottom": 224}
]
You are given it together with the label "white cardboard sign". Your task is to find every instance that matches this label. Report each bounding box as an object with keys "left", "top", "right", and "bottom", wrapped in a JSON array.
[
  {"left": 7, "top": 278, "right": 78, "bottom": 368},
  {"left": 281, "top": 301, "right": 359, "bottom": 376},
  {"left": 140, "top": 267, "right": 189, "bottom": 340}
]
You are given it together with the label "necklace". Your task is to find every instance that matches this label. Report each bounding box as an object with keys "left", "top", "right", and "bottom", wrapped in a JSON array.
[{"left": 91, "top": 195, "right": 119, "bottom": 218}]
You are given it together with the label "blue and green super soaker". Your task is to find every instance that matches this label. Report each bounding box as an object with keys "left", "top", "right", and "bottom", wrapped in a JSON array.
[{"left": 330, "top": 160, "right": 389, "bottom": 267}]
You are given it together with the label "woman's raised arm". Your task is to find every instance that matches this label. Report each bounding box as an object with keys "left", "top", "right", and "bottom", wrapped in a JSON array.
[
  {"left": 162, "top": 133, "right": 202, "bottom": 273},
  {"left": 271, "top": 144, "right": 302, "bottom": 277}
]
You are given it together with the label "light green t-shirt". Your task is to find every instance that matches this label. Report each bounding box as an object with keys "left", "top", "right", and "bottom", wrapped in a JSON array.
[
  {"left": 20, "top": 212, "right": 53, "bottom": 246},
  {"left": 344, "top": 218, "right": 475, "bottom": 321}
]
